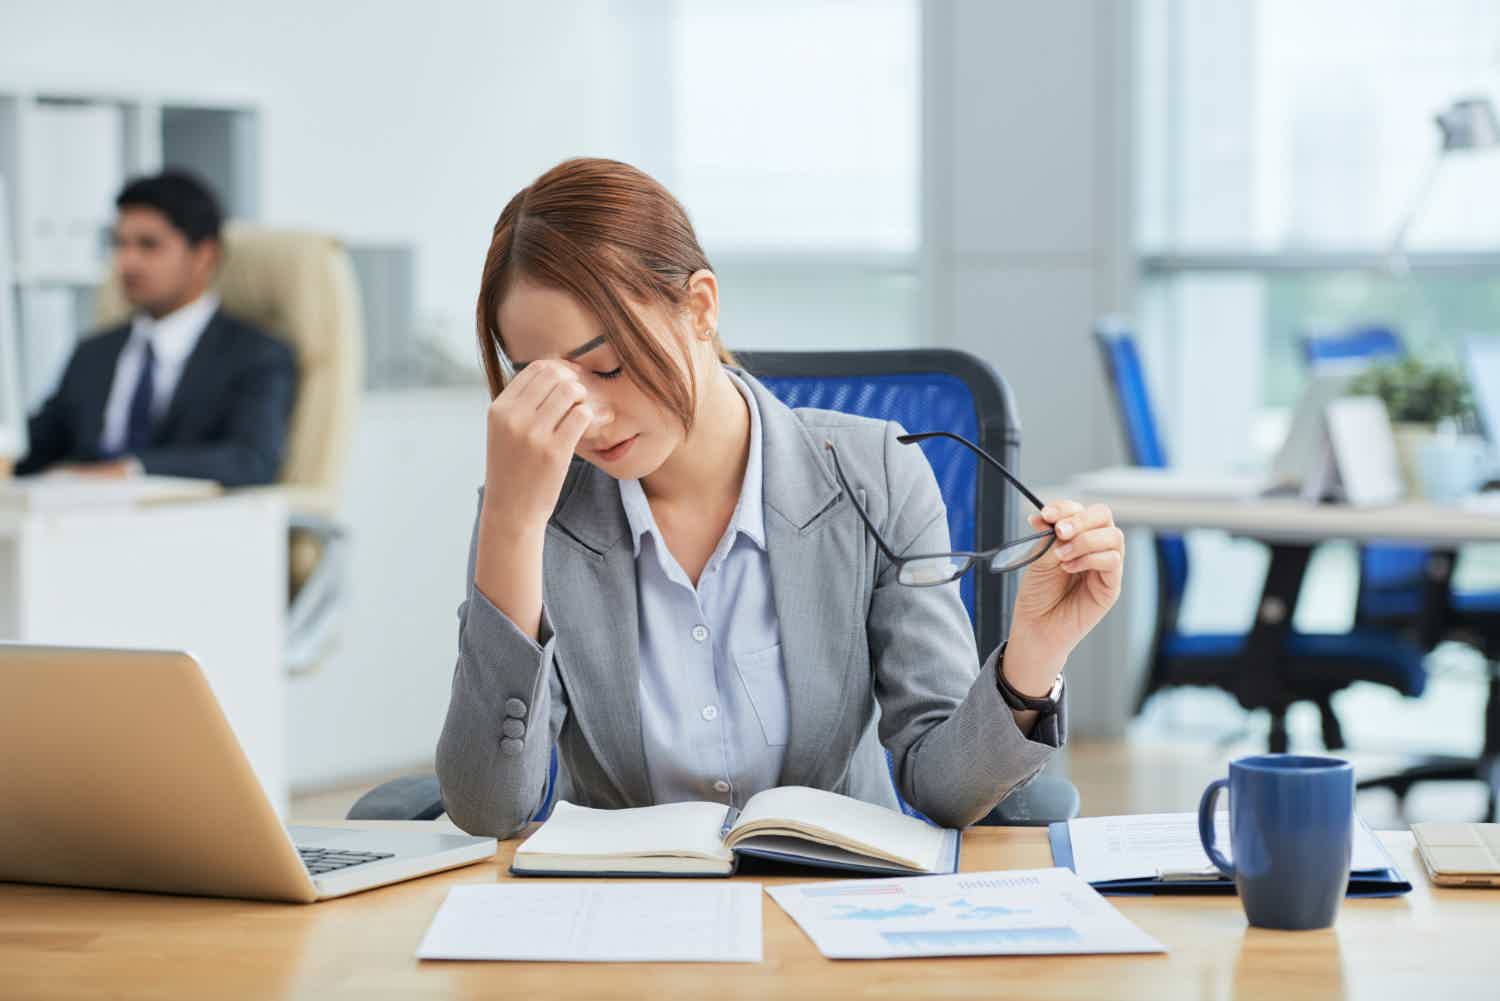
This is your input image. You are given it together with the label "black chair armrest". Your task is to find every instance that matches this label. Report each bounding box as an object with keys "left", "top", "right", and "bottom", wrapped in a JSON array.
[
  {"left": 975, "top": 775, "right": 1081, "bottom": 827},
  {"left": 346, "top": 774, "right": 445, "bottom": 821}
]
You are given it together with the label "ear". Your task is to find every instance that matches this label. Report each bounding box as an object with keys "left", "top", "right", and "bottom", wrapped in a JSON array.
[
  {"left": 683, "top": 269, "right": 719, "bottom": 337},
  {"left": 193, "top": 238, "right": 222, "bottom": 282}
]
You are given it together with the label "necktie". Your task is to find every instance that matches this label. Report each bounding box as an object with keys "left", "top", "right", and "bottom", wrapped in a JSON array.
[{"left": 124, "top": 339, "right": 156, "bottom": 454}]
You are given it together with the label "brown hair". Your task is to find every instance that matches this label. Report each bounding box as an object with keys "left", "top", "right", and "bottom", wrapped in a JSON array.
[{"left": 475, "top": 157, "right": 736, "bottom": 430}]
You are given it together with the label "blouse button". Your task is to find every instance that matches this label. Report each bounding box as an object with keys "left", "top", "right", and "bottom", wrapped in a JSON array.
[{"left": 691, "top": 625, "right": 709, "bottom": 643}]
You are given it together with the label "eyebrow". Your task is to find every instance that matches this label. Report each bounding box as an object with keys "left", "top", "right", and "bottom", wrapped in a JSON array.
[{"left": 511, "top": 335, "right": 608, "bottom": 372}]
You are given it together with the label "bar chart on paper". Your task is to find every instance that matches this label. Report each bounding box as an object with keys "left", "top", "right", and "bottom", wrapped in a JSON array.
[{"left": 767, "top": 868, "right": 1164, "bottom": 959}]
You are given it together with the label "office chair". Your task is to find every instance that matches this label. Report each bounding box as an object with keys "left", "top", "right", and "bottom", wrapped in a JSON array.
[
  {"left": 1302, "top": 328, "right": 1500, "bottom": 819},
  {"left": 1096, "top": 323, "right": 1427, "bottom": 754},
  {"left": 98, "top": 223, "right": 365, "bottom": 675},
  {"left": 348, "top": 348, "right": 1080, "bottom": 827}
]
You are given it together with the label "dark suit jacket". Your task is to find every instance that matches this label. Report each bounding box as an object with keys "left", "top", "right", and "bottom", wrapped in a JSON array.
[{"left": 15, "top": 309, "right": 298, "bottom": 486}]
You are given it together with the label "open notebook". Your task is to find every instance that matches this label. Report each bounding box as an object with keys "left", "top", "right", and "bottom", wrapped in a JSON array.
[{"left": 511, "top": 786, "right": 961, "bottom": 878}]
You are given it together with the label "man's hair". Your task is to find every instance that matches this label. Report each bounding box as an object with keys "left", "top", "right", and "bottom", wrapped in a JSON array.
[{"left": 116, "top": 170, "right": 224, "bottom": 246}]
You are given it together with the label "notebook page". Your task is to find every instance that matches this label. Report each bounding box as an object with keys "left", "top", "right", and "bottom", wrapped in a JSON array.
[
  {"left": 729, "top": 786, "right": 947, "bottom": 871},
  {"left": 516, "top": 801, "right": 734, "bottom": 862}
]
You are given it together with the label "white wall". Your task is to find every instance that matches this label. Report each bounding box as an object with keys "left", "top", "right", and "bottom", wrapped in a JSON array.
[{"left": 0, "top": 0, "right": 676, "bottom": 362}]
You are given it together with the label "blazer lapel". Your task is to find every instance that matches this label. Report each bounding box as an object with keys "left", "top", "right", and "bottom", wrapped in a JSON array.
[
  {"left": 741, "top": 373, "right": 865, "bottom": 792},
  {"left": 544, "top": 462, "right": 654, "bottom": 806},
  {"left": 154, "top": 310, "right": 226, "bottom": 444}
]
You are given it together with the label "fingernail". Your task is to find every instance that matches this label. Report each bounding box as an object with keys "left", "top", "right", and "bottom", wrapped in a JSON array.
[
  {"left": 1055, "top": 543, "right": 1073, "bottom": 559},
  {"left": 1042, "top": 506, "right": 1056, "bottom": 519},
  {"left": 1057, "top": 521, "right": 1074, "bottom": 539}
]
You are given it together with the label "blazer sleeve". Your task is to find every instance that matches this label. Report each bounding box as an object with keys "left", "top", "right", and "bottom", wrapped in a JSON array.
[
  {"left": 435, "top": 493, "right": 570, "bottom": 839},
  {"left": 865, "top": 420, "right": 1066, "bottom": 829},
  {"left": 14, "top": 350, "right": 83, "bottom": 476},
  {"left": 134, "top": 338, "right": 297, "bottom": 486}
]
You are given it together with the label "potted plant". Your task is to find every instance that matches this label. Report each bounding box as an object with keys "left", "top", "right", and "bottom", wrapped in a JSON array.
[{"left": 1347, "top": 357, "right": 1474, "bottom": 495}]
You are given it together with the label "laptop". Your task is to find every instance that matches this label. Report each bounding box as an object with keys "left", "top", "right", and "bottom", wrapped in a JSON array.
[
  {"left": 0, "top": 644, "right": 496, "bottom": 902},
  {"left": 1071, "top": 372, "right": 1356, "bottom": 501},
  {"left": 1412, "top": 822, "right": 1500, "bottom": 888}
]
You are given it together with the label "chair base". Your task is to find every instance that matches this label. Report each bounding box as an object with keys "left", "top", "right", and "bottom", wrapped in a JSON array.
[{"left": 1358, "top": 755, "right": 1500, "bottom": 823}]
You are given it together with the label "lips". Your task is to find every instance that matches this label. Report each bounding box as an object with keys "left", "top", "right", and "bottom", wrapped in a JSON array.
[{"left": 595, "top": 434, "right": 638, "bottom": 461}]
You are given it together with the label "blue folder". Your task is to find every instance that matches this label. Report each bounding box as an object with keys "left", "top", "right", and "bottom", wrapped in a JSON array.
[{"left": 1048, "top": 822, "right": 1412, "bottom": 898}]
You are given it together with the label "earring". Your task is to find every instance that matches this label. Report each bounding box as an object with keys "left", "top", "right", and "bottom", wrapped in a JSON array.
[{"left": 699, "top": 327, "right": 716, "bottom": 341}]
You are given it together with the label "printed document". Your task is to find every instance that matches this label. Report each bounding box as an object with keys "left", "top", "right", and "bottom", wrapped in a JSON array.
[
  {"left": 416, "top": 883, "right": 762, "bottom": 962},
  {"left": 1066, "top": 812, "right": 1391, "bottom": 884},
  {"left": 766, "top": 867, "right": 1164, "bottom": 960}
]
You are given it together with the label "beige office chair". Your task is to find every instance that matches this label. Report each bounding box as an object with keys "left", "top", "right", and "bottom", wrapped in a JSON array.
[{"left": 97, "top": 222, "right": 365, "bottom": 674}]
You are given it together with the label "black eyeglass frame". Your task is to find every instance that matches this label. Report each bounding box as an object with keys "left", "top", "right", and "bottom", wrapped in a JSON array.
[{"left": 825, "top": 431, "right": 1055, "bottom": 587}]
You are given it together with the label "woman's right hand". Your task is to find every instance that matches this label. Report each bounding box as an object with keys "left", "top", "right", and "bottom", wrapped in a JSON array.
[{"left": 480, "top": 359, "right": 599, "bottom": 530}]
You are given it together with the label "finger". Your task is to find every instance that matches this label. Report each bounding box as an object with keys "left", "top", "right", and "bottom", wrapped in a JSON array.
[
  {"left": 1052, "top": 525, "right": 1124, "bottom": 563},
  {"left": 557, "top": 399, "right": 596, "bottom": 450},
  {"left": 1059, "top": 550, "right": 1123, "bottom": 575},
  {"left": 537, "top": 378, "right": 590, "bottom": 432},
  {"left": 1043, "top": 500, "right": 1088, "bottom": 539},
  {"left": 1055, "top": 502, "right": 1114, "bottom": 541},
  {"left": 511, "top": 359, "right": 580, "bottom": 410},
  {"left": 1037, "top": 499, "right": 1084, "bottom": 526}
]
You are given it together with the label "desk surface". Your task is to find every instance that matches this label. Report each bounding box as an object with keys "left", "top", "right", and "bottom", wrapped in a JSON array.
[
  {"left": 1041, "top": 485, "right": 1500, "bottom": 545},
  {"left": 2, "top": 825, "right": 1496, "bottom": 1000}
]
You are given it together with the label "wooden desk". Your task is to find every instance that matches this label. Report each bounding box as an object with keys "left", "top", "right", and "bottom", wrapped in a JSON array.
[{"left": 1, "top": 825, "right": 1494, "bottom": 1000}]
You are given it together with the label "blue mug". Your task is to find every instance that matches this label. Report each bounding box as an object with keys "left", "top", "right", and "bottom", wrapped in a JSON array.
[{"left": 1197, "top": 754, "right": 1354, "bottom": 930}]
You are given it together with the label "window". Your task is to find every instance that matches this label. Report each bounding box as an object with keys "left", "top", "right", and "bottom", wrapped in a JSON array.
[{"left": 670, "top": 0, "right": 921, "bottom": 349}]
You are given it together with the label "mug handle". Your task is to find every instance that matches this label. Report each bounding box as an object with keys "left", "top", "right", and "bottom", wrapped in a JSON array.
[{"left": 1197, "top": 777, "right": 1236, "bottom": 878}]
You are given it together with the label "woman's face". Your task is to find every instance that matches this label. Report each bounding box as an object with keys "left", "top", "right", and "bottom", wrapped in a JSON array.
[{"left": 498, "top": 279, "right": 703, "bottom": 480}]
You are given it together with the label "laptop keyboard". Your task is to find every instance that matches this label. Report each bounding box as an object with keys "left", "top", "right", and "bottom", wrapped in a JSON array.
[{"left": 297, "top": 846, "right": 396, "bottom": 876}]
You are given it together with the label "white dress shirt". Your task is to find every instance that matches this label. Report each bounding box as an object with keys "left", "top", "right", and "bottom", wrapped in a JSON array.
[
  {"left": 619, "top": 370, "right": 788, "bottom": 810},
  {"left": 99, "top": 292, "right": 220, "bottom": 457}
]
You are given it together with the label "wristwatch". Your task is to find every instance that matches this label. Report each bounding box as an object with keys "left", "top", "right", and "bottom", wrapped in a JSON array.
[{"left": 995, "top": 643, "right": 1065, "bottom": 713}]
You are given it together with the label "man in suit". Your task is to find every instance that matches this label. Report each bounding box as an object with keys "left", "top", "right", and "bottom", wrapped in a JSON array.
[{"left": 11, "top": 170, "right": 296, "bottom": 486}]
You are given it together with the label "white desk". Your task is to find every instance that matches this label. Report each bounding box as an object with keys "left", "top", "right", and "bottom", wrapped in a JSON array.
[
  {"left": 0, "top": 490, "right": 288, "bottom": 810},
  {"left": 1044, "top": 489, "right": 1500, "bottom": 545},
  {"left": 1047, "top": 480, "right": 1500, "bottom": 767}
]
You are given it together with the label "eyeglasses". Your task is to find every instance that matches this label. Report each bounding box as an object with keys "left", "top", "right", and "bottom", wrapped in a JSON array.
[{"left": 825, "top": 431, "right": 1055, "bottom": 587}]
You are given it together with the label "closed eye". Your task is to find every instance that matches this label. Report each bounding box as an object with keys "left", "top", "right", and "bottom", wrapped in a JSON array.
[{"left": 594, "top": 367, "right": 624, "bottom": 380}]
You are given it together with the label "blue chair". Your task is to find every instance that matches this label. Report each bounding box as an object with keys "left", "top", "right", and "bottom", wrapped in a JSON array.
[
  {"left": 349, "top": 349, "right": 1079, "bottom": 826},
  {"left": 1095, "top": 323, "right": 1427, "bottom": 753},
  {"left": 1301, "top": 327, "right": 1438, "bottom": 638}
]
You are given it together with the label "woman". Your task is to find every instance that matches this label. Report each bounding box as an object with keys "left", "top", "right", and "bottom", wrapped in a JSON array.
[{"left": 437, "top": 158, "right": 1123, "bottom": 839}]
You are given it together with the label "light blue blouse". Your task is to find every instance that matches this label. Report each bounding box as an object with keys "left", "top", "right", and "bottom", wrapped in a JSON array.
[{"left": 617, "top": 371, "right": 787, "bottom": 809}]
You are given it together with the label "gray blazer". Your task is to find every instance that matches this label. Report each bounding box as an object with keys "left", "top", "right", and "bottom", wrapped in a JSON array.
[{"left": 436, "top": 370, "right": 1065, "bottom": 839}]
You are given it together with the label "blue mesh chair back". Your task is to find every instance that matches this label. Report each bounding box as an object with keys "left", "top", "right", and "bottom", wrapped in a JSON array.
[
  {"left": 1300, "top": 326, "right": 1428, "bottom": 622},
  {"left": 1093, "top": 326, "right": 1189, "bottom": 607}
]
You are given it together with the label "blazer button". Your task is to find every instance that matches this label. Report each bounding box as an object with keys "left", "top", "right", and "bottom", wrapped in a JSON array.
[
  {"left": 505, "top": 698, "right": 527, "bottom": 718},
  {"left": 501, "top": 718, "right": 525, "bottom": 739},
  {"left": 500, "top": 737, "right": 524, "bottom": 756}
]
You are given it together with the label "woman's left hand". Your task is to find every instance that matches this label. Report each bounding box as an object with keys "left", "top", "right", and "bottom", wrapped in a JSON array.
[{"left": 1008, "top": 501, "right": 1124, "bottom": 675}]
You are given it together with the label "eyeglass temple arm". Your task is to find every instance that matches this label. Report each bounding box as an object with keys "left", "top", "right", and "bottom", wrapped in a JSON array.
[
  {"left": 896, "top": 431, "right": 1047, "bottom": 511},
  {"left": 823, "top": 442, "right": 903, "bottom": 563}
]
